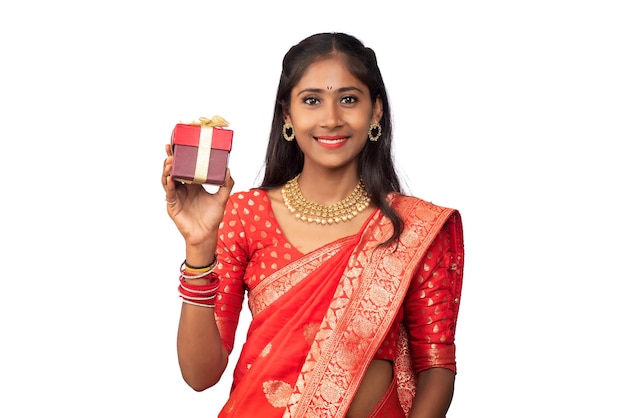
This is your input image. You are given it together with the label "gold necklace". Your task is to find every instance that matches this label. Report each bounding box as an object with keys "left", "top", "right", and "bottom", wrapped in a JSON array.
[{"left": 281, "top": 174, "right": 371, "bottom": 225}]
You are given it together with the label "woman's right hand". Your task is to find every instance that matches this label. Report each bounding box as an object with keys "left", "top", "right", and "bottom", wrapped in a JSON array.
[{"left": 162, "top": 144, "right": 235, "bottom": 249}]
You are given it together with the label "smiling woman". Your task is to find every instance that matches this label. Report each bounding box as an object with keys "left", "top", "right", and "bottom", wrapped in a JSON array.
[{"left": 162, "top": 32, "right": 464, "bottom": 418}]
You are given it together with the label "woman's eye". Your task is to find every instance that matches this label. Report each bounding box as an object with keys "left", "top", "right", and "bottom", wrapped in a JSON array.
[
  {"left": 341, "top": 96, "right": 358, "bottom": 104},
  {"left": 303, "top": 97, "right": 319, "bottom": 105}
]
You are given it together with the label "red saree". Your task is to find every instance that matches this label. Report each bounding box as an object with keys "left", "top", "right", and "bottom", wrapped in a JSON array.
[{"left": 213, "top": 190, "right": 464, "bottom": 417}]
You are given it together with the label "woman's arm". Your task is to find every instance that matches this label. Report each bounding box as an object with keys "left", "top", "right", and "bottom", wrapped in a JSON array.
[
  {"left": 404, "top": 218, "right": 464, "bottom": 417},
  {"left": 409, "top": 368, "right": 455, "bottom": 418},
  {"left": 176, "top": 241, "right": 230, "bottom": 390},
  {"left": 177, "top": 303, "right": 230, "bottom": 390},
  {"left": 162, "top": 145, "right": 236, "bottom": 390}
]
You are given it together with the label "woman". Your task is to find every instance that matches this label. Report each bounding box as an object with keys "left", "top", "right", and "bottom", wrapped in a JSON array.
[{"left": 162, "top": 32, "right": 464, "bottom": 418}]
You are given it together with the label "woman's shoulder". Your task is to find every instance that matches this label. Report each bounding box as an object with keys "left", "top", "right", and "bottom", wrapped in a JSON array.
[
  {"left": 389, "top": 193, "right": 456, "bottom": 210},
  {"left": 225, "top": 188, "right": 273, "bottom": 218},
  {"left": 228, "top": 188, "right": 270, "bottom": 203},
  {"left": 388, "top": 193, "right": 460, "bottom": 220},
  {"left": 389, "top": 193, "right": 463, "bottom": 246}
]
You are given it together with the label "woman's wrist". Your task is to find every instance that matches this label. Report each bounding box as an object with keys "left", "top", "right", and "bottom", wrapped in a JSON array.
[
  {"left": 178, "top": 254, "right": 220, "bottom": 305},
  {"left": 184, "top": 242, "right": 217, "bottom": 267}
]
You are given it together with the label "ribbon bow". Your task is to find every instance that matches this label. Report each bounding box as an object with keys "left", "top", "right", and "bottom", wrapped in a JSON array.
[{"left": 187, "top": 115, "right": 230, "bottom": 127}]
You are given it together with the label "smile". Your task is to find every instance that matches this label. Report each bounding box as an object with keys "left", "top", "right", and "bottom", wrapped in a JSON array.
[{"left": 315, "top": 136, "right": 349, "bottom": 147}]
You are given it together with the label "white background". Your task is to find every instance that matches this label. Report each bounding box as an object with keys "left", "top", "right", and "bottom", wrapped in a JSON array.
[{"left": 1, "top": 1, "right": 624, "bottom": 417}]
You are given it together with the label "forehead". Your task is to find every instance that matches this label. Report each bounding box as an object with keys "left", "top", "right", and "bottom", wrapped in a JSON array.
[{"left": 295, "top": 56, "right": 365, "bottom": 88}]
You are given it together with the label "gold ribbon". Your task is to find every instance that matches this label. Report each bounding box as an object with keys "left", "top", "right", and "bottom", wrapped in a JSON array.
[
  {"left": 194, "top": 127, "right": 214, "bottom": 183},
  {"left": 185, "top": 115, "right": 230, "bottom": 127}
]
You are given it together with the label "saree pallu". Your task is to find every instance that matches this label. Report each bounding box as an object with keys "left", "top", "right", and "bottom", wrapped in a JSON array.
[
  {"left": 220, "top": 237, "right": 359, "bottom": 416},
  {"left": 214, "top": 190, "right": 463, "bottom": 417}
]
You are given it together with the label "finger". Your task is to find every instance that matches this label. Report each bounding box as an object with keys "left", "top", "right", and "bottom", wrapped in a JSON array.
[
  {"left": 215, "top": 169, "right": 235, "bottom": 201},
  {"left": 162, "top": 161, "right": 173, "bottom": 189},
  {"left": 164, "top": 175, "right": 179, "bottom": 206},
  {"left": 163, "top": 144, "right": 179, "bottom": 206},
  {"left": 162, "top": 148, "right": 174, "bottom": 186},
  {"left": 163, "top": 144, "right": 173, "bottom": 173}
]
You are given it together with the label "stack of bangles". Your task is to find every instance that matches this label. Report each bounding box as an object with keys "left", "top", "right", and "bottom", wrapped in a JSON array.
[{"left": 178, "top": 254, "right": 220, "bottom": 308}]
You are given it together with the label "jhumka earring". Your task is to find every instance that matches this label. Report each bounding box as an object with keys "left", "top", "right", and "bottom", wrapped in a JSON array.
[
  {"left": 282, "top": 122, "right": 295, "bottom": 141},
  {"left": 368, "top": 122, "right": 382, "bottom": 141}
]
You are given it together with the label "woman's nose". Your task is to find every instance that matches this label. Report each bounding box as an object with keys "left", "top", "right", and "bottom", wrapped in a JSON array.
[{"left": 321, "top": 103, "right": 343, "bottom": 128}]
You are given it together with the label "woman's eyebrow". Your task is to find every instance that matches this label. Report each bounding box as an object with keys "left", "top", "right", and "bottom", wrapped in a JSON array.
[{"left": 295, "top": 86, "right": 364, "bottom": 96}]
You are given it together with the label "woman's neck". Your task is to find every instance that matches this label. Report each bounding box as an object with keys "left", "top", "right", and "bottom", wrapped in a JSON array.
[{"left": 296, "top": 170, "right": 361, "bottom": 206}]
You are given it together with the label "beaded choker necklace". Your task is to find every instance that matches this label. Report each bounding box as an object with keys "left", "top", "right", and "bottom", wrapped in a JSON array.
[{"left": 281, "top": 174, "right": 371, "bottom": 225}]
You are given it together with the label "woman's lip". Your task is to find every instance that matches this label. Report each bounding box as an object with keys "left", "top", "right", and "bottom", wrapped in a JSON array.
[
  {"left": 315, "top": 136, "right": 348, "bottom": 149},
  {"left": 316, "top": 135, "right": 347, "bottom": 141}
]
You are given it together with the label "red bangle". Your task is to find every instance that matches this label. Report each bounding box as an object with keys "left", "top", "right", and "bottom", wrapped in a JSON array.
[{"left": 178, "top": 274, "right": 220, "bottom": 307}]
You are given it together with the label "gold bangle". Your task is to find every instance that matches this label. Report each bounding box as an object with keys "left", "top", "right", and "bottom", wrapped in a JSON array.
[{"left": 182, "top": 254, "right": 217, "bottom": 273}]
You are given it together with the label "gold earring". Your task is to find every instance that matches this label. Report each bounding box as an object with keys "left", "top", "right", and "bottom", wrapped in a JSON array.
[
  {"left": 368, "top": 122, "right": 382, "bottom": 141},
  {"left": 282, "top": 122, "right": 295, "bottom": 141}
]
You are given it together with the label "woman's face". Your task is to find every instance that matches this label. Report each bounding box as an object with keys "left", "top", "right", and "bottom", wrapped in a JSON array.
[{"left": 285, "top": 55, "right": 382, "bottom": 172}]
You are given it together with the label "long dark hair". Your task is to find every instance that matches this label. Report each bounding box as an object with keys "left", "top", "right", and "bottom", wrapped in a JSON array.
[{"left": 260, "top": 32, "right": 405, "bottom": 245}]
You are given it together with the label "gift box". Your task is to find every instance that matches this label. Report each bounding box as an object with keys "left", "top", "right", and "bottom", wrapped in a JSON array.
[{"left": 170, "top": 116, "right": 233, "bottom": 185}]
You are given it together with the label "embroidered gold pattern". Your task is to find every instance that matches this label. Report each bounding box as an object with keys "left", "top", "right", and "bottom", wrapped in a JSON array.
[
  {"left": 249, "top": 242, "right": 347, "bottom": 316},
  {"left": 320, "top": 380, "right": 342, "bottom": 403},
  {"left": 394, "top": 326, "right": 417, "bottom": 416},
  {"left": 335, "top": 343, "right": 363, "bottom": 371},
  {"left": 303, "top": 323, "right": 321, "bottom": 345},
  {"left": 263, "top": 380, "right": 292, "bottom": 408},
  {"left": 368, "top": 285, "right": 391, "bottom": 307},
  {"left": 260, "top": 342, "right": 272, "bottom": 358}
]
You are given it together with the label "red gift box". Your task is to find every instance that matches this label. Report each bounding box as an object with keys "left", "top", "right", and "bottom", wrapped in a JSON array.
[{"left": 170, "top": 117, "right": 233, "bottom": 185}]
